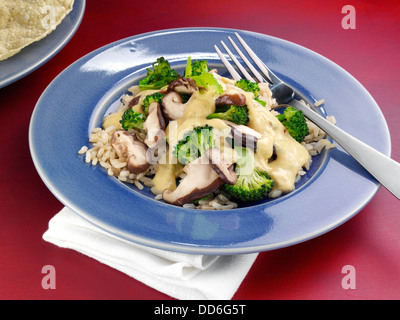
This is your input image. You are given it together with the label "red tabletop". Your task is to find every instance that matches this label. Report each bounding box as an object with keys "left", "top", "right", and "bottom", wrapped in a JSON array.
[{"left": 1, "top": 0, "right": 399, "bottom": 300}]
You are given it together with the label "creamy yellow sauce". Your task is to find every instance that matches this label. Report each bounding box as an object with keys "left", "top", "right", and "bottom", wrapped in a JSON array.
[
  {"left": 102, "top": 90, "right": 157, "bottom": 130},
  {"left": 104, "top": 80, "right": 310, "bottom": 195},
  {"left": 153, "top": 90, "right": 229, "bottom": 192},
  {"left": 157, "top": 89, "right": 309, "bottom": 194},
  {"left": 151, "top": 151, "right": 184, "bottom": 191},
  {"left": 103, "top": 111, "right": 123, "bottom": 130},
  {"left": 246, "top": 95, "right": 310, "bottom": 192}
]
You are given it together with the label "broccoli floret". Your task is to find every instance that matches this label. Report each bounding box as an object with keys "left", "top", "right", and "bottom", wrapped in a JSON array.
[
  {"left": 173, "top": 125, "right": 215, "bottom": 164},
  {"left": 191, "top": 60, "right": 209, "bottom": 76},
  {"left": 184, "top": 56, "right": 223, "bottom": 94},
  {"left": 206, "top": 105, "right": 249, "bottom": 125},
  {"left": 235, "top": 79, "right": 260, "bottom": 97},
  {"left": 184, "top": 56, "right": 209, "bottom": 77},
  {"left": 139, "top": 57, "right": 179, "bottom": 90},
  {"left": 224, "top": 147, "right": 274, "bottom": 202},
  {"left": 142, "top": 92, "right": 165, "bottom": 114},
  {"left": 235, "top": 79, "right": 266, "bottom": 106},
  {"left": 276, "top": 106, "right": 309, "bottom": 142},
  {"left": 120, "top": 109, "right": 146, "bottom": 131},
  {"left": 190, "top": 72, "right": 224, "bottom": 94}
]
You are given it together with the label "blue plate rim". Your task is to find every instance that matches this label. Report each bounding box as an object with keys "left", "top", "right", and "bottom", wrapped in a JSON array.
[
  {"left": 0, "top": 0, "right": 86, "bottom": 89},
  {"left": 29, "top": 27, "right": 391, "bottom": 255}
]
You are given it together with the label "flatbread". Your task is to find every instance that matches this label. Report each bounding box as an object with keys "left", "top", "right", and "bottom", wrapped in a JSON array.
[{"left": 0, "top": 0, "right": 74, "bottom": 61}]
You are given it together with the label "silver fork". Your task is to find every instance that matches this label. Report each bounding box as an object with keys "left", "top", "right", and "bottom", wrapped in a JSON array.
[{"left": 215, "top": 32, "right": 400, "bottom": 200}]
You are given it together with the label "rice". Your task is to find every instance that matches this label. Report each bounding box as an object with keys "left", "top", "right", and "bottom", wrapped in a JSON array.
[
  {"left": 188, "top": 191, "right": 239, "bottom": 210},
  {"left": 154, "top": 194, "right": 163, "bottom": 200},
  {"left": 314, "top": 98, "right": 325, "bottom": 107},
  {"left": 78, "top": 146, "right": 88, "bottom": 154},
  {"left": 268, "top": 189, "right": 282, "bottom": 199},
  {"left": 80, "top": 124, "right": 156, "bottom": 191}
]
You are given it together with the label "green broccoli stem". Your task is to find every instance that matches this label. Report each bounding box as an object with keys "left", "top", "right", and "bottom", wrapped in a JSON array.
[
  {"left": 206, "top": 112, "right": 225, "bottom": 120},
  {"left": 275, "top": 113, "right": 286, "bottom": 122}
]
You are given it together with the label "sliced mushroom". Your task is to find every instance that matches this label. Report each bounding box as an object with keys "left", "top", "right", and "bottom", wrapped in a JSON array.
[
  {"left": 205, "top": 148, "right": 237, "bottom": 185},
  {"left": 143, "top": 102, "right": 166, "bottom": 149},
  {"left": 161, "top": 91, "right": 191, "bottom": 121},
  {"left": 168, "top": 77, "right": 197, "bottom": 95},
  {"left": 162, "top": 155, "right": 224, "bottom": 206},
  {"left": 215, "top": 93, "right": 246, "bottom": 107},
  {"left": 161, "top": 78, "right": 198, "bottom": 121},
  {"left": 127, "top": 94, "right": 142, "bottom": 108},
  {"left": 111, "top": 130, "right": 150, "bottom": 174},
  {"left": 227, "top": 123, "right": 261, "bottom": 151}
]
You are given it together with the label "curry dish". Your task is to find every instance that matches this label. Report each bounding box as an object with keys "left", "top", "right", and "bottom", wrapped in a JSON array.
[{"left": 79, "top": 57, "right": 335, "bottom": 209}]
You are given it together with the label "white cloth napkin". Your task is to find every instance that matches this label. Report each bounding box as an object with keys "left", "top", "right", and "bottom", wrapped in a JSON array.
[{"left": 42, "top": 207, "right": 258, "bottom": 300}]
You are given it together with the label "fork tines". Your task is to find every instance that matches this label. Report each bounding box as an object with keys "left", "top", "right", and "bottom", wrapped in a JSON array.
[{"left": 215, "top": 32, "right": 277, "bottom": 85}]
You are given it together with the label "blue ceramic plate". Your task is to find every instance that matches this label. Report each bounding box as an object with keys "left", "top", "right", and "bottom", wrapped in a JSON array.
[
  {"left": 0, "top": 0, "right": 85, "bottom": 89},
  {"left": 29, "top": 28, "right": 391, "bottom": 255}
]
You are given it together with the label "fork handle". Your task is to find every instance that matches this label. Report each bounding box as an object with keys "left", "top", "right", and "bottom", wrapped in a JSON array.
[{"left": 289, "top": 99, "right": 400, "bottom": 200}]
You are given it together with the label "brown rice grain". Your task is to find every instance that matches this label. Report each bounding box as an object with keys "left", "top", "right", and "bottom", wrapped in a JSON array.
[
  {"left": 210, "top": 200, "right": 222, "bottom": 210},
  {"left": 154, "top": 194, "right": 163, "bottom": 200},
  {"left": 134, "top": 180, "right": 144, "bottom": 190},
  {"left": 78, "top": 146, "right": 88, "bottom": 154},
  {"left": 314, "top": 99, "right": 325, "bottom": 107}
]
